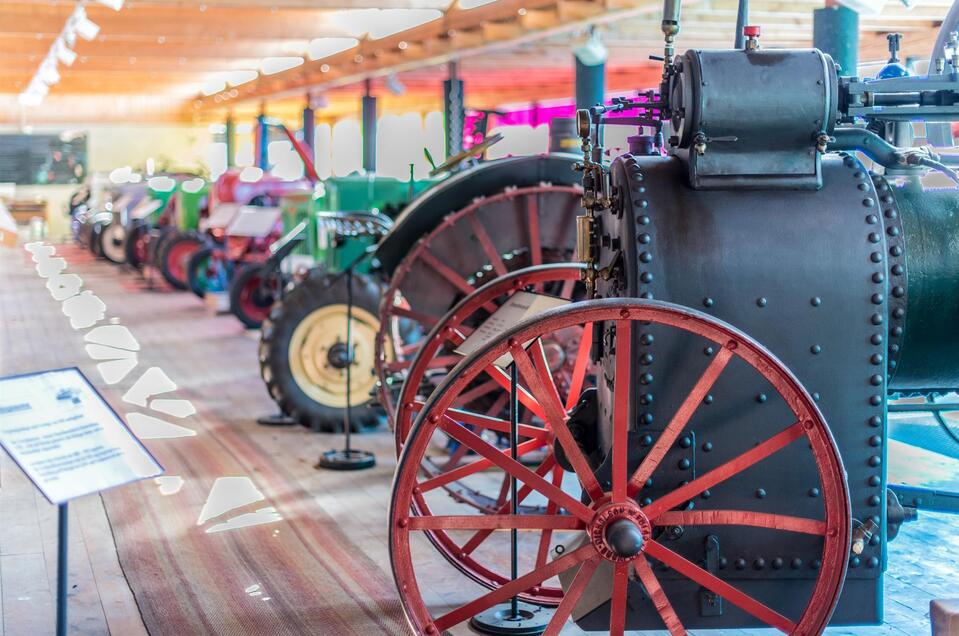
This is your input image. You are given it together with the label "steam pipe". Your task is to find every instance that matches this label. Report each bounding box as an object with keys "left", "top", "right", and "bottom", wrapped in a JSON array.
[{"left": 734, "top": 0, "right": 749, "bottom": 49}]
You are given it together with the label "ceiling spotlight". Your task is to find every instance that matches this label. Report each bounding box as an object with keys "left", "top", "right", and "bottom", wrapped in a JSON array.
[
  {"left": 39, "top": 61, "right": 60, "bottom": 86},
  {"left": 62, "top": 25, "right": 76, "bottom": 47},
  {"left": 29, "top": 80, "right": 50, "bottom": 96},
  {"left": 386, "top": 73, "right": 406, "bottom": 96},
  {"left": 55, "top": 40, "right": 77, "bottom": 66},
  {"left": 95, "top": 0, "right": 125, "bottom": 10},
  {"left": 73, "top": 7, "right": 100, "bottom": 41},
  {"left": 574, "top": 26, "right": 608, "bottom": 67},
  {"left": 260, "top": 56, "right": 304, "bottom": 75}
]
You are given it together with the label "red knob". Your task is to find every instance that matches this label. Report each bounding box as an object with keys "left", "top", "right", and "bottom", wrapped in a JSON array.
[{"left": 743, "top": 25, "right": 761, "bottom": 37}]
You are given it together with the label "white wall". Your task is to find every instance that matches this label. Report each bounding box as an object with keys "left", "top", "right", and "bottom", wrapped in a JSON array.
[{"left": 0, "top": 122, "right": 212, "bottom": 240}]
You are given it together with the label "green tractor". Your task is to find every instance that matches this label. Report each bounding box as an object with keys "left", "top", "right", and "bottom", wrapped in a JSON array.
[
  {"left": 234, "top": 173, "right": 432, "bottom": 330},
  {"left": 152, "top": 177, "right": 211, "bottom": 289},
  {"left": 258, "top": 136, "right": 585, "bottom": 432}
]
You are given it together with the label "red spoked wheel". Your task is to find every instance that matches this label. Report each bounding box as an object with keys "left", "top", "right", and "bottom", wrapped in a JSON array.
[
  {"left": 391, "top": 263, "right": 589, "bottom": 607},
  {"left": 390, "top": 298, "right": 850, "bottom": 635},
  {"left": 394, "top": 263, "right": 588, "bottom": 508},
  {"left": 375, "top": 185, "right": 582, "bottom": 423}
]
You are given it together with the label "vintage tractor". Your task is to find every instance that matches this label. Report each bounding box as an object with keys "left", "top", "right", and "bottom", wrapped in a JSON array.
[
  {"left": 258, "top": 139, "right": 584, "bottom": 432},
  {"left": 123, "top": 173, "right": 198, "bottom": 269},
  {"left": 231, "top": 172, "right": 429, "bottom": 330},
  {"left": 385, "top": 12, "right": 959, "bottom": 636},
  {"left": 152, "top": 177, "right": 210, "bottom": 289}
]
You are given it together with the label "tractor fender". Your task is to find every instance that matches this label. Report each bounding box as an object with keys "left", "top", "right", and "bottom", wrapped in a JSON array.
[{"left": 374, "top": 153, "right": 581, "bottom": 277}]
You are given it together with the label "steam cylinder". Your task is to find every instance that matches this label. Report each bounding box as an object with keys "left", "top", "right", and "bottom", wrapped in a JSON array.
[{"left": 889, "top": 183, "right": 959, "bottom": 390}]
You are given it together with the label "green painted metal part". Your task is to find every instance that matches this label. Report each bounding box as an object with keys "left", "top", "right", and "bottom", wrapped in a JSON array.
[
  {"left": 813, "top": 5, "right": 859, "bottom": 75},
  {"left": 892, "top": 181, "right": 959, "bottom": 391},
  {"left": 143, "top": 183, "right": 177, "bottom": 225},
  {"left": 278, "top": 175, "right": 434, "bottom": 275},
  {"left": 176, "top": 180, "right": 209, "bottom": 231}
]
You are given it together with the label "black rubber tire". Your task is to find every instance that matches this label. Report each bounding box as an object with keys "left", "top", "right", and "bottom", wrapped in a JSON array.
[
  {"left": 229, "top": 262, "right": 275, "bottom": 329},
  {"left": 259, "top": 270, "right": 382, "bottom": 433},
  {"left": 98, "top": 221, "right": 128, "bottom": 264},
  {"left": 90, "top": 222, "right": 105, "bottom": 258},
  {"left": 125, "top": 222, "right": 149, "bottom": 269},
  {"left": 157, "top": 232, "right": 205, "bottom": 290},
  {"left": 187, "top": 245, "right": 215, "bottom": 298}
]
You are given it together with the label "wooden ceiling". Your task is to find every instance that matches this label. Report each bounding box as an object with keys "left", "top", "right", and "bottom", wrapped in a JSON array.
[{"left": 0, "top": 0, "right": 953, "bottom": 125}]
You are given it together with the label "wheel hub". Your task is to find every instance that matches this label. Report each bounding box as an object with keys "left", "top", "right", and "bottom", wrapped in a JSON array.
[
  {"left": 589, "top": 502, "right": 651, "bottom": 562},
  {"left": 327, "top": 342, "right": 352, "bottom": 369}
]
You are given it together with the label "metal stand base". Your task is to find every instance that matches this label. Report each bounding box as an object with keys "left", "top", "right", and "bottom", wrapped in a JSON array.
[
  {"left": 317, "top": 448, "right": 375, "bottom": 471},
  {"left": 256, "top": 413, "right": 296, "bottom": 427},
  {"left": 468, "top": 602, "right": 551, "bottom": 635}
]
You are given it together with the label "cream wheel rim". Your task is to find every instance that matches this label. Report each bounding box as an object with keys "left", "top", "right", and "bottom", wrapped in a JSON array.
[{"left": 289, "top": 304, "right": 383, "bottom": 408}]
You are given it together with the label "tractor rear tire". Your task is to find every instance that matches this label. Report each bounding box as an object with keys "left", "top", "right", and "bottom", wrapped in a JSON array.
[
  {"left": 158, "top": 232, "right": 205, "bottom": 290},
  {"left": 229, "top": 263, "right": 274, "bottom": 329},
  {"left": 99, "top": 221, "right": 128, "bottom": 264},
  {"left": 90, "top": 222, "right": 105, "bottom": 258},
  {"left": 188, "top": 246, "right": 213, "bottom": 298},
  {"left": 259, "top": 270, "right": 383, "bottom": 433},
  {"left": 125, "top": 222, "right": 149, "bottom": 269}
]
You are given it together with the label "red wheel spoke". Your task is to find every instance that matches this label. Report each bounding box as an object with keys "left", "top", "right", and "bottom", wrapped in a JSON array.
[
  {"left": 633, "top": 558, "right": 684, "bottom": 635},
  {"left": 408, "top": 514, "right": 584, "bottom": 531},
  {"left": 654, "top": 510, "right": 826, "bottom": 535},
  {"left": 513, "top": 342, "right": 605, "bottom": 502},
  {"left": 535, "top": 465, "right": 564, "bottom": 568},
  {"left": 419, "top": 249, "right": 499, "bottom": 314},
  {"left": 542, "top": 558, "right": 601, "bottom": 636},
  {"left": 418, "top": 249, "right": 476, "bottom": 295},
  {"left": 444, "top": 405, "right": 550, "bottom": 441},
  {"left": 628, "top": 346, "right": 733, "bottom": 496},
  {"left": 493, "top": 472, "right": 511, "bottom": 508},
  {"left": 461, "top": 457, "right": 556, "bottom": 554},
  {"left": 419, "top": 435, "right": 546, "bottom": 492},
  {"left": 612, "top": 320, "right": 632, "bottom": 502},
  {"left": 433, "top": 544, "right": 594, "bottom": 632},
  {"left": 484, "top": 393, "right": 509, "bottom": 418},
  {"left": 384, "top": 360, "right": 413, "bottom": 373},
  {"left": 461, "top": 457, "right": 557, "bottom": 555},
  {"left": 644, "top": 420, "right": 806, "bottom": 521},
  {"left": 429, "top": 355, "right": 463, "bottom": 369},
  {"left": 645, "top": 541, "right": 796, "bottom": 633},
  {"left": 439, "top": 417, "right": 594, "bottom": 521},
  {"left": 399, "top": 341, "right": 423, "bottom": 356},
  {"left": 559, "top": 277, "right": 577, "bottom": 300},
  {"left": 563, "top": 322, "right": 593, "bottom": 412},
  {"left": 441, "top": 441, "right": 470, "bottom": 471},
  {"left": 485, "top": 364, "right": 547, "bottom": 420},
  {"left": 454, "top": 380, "right": 501, "bottom": 406},
  {"left": 468, "top": 215, "right": 508, "bottom": 277},
  {"left": 389, "top": 305, "right": 438, "bottom": 328},
  {"left": 609, "top": 561, "right": 629, "bottom": 636}
]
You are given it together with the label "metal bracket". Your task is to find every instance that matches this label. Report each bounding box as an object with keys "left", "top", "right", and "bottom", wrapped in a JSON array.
[{"left": 699, "top": 535, "right": 723, "bottom": 617}]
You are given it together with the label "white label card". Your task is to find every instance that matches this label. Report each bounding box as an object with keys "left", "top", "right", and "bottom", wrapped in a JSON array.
[
  {"left": 0, "top": 368, "right": 162, "bottom": 504},
  {"left": 454, "top": 291, "right": 570, "bottom": 368},
  {"left": 226, "top": 206, "right": 282, "bottom": 238}
]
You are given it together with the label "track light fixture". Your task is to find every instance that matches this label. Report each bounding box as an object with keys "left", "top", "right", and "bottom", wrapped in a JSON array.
[
  {"left": 73, "top": 6, "right": 100, "bottom": 41},
  {"left": 19, "top": 1, "right": 125, "bottom": 107}
]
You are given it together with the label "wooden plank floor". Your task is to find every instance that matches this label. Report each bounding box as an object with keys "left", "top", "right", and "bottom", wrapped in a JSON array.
[{"left": 0, "top": 242, "right": 956, "bottom": 635}]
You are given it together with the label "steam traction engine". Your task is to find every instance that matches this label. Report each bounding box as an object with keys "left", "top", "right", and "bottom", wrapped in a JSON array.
[{"left": 386, "top": 12, "right": 959, "bottom": 636}]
